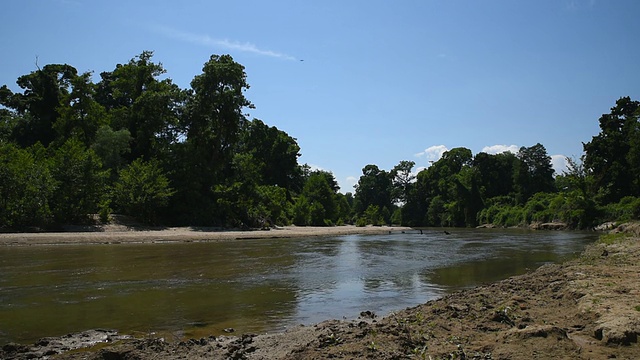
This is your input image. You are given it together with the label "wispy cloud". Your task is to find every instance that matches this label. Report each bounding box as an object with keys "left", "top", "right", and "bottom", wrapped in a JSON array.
[{"left": 155, "top": 26, "right": 296, "bottom": 60}]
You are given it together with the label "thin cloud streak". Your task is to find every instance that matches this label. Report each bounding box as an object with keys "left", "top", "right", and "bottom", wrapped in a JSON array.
[{"left": 155, "top": 26, "right": 296, "bottom": 60}]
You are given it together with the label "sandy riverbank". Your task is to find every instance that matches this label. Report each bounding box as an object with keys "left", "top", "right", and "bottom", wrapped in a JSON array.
[
  {"left": 2, "top": 226, "right": 639, "bottom": 359},
  {"left": 0, "top": 225, "right": 411, "bottom": 246}
]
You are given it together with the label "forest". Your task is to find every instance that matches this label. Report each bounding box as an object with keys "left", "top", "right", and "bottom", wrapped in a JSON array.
[{"left": 1, "top": 51, "right": 639, "bottom": 231}]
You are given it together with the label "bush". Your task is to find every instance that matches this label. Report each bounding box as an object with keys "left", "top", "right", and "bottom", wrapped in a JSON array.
[
  {"left": 0, "top": 143, "right": 55, "bottom": 228},
  {"left": 364, "top": 205, "right": 384, "bottom": 226},
  {"left": 390, "top": 208, "right": 402, "bottom": 225},
  {"left": 601, "top": 196, "right": 640, "bottom": 223},
  {"left": 112, "top": 159, "right": 174, "bottom": 224},
  {"left": 50, "top": 139, "right": 108, "bottom": 224}
]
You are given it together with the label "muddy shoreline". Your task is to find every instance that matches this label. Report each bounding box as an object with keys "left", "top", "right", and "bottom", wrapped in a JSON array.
[{"left": 2, "top": 226, "right": 640, "bottom": 359}]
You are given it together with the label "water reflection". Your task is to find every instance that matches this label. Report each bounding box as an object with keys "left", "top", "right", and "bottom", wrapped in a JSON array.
[{"left": 0, "top": 229, "right": 597, "bottom": 345}]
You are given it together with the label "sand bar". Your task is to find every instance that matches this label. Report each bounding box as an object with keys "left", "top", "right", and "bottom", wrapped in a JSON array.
[{"left": 0, "top": 225, "right": 412, "bottom": 246}]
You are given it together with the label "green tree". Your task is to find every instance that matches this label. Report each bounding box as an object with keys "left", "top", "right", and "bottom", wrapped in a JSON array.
[
  {"left": 405, "top": 148, "right": 473, "bottom": 226},
  {"left": 473, "top": 151, "right": 517, "bottom": 200},
  {"left": 96, "top": 51, "right": 185, "bottom": 162},
  {"left": 513, "top": 143, "right": 555, "bottom": 204},
  {"left": 299, "top": 171, "right": 338, "bottom": 225},
  {"left": 1, "top": 64, "right": 78, "bottom": 147},
  {"left": 91, "top": 125, "right": 132, "bottom": 173},
  {"left": 0, "top": 108, "right": 21, "bottom": 143},
  {"left": 255, "top": 185, "right": 289, "bottom": 226},
  {"left": 50, "top": 139, "right": 108, "bottom": 223},
  {"left": 390, "top": 160, "right": 415, "bottom": 204},
  {"left": 583, "top": 97, "right": 640, "bottom": 203},
  {"left": 422, "top": 147, "right": 473, "bottom": 202},
  {"left": 363, "top": 205, "right": 384, "bottom": 226},
  {"left": 426, "top": 195, "right": 446, "bottom": 226},
  {"left": 239, "top": 118, "right": 302, "bottom": 192},
  {"left": 184, "top": 54, "right": 252, "bottom": 176},
  {"left": 335, "top": 192, "right": 353, "bottom": 224},
  {"left": 292, "top": 195, "right": 311, "bottom": 226},
  {"left": 171, "top": 55, "right": 253, "bottom": 224},
  {"left": 112, "top": 159, "right": 174, "bottom": 224},
  {"left": 0, "top": 143, "right": 54, "bottom": 228},
  {"left": 353, "top": 164, "right": 393, "bottom": 216},
  {"left": 53, "top": 71, "right": 109, "bottom": 147}
]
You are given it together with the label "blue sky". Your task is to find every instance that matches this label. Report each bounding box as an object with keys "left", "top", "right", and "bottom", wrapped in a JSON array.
[{"left": 2, "top": 0, "right": 639, "bottom": 192}]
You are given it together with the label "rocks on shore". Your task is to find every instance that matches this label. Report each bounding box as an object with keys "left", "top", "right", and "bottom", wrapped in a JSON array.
[
  {"left": 529, "top": 222, "right": 568, "bottom": 230},
  {"left": 1, "top": 329, "right": 131, "bottom": 359}
]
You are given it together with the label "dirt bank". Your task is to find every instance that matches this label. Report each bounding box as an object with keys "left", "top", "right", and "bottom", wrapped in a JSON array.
[{"left": 2, "top": 228, "right": 639, "bottom": 359}]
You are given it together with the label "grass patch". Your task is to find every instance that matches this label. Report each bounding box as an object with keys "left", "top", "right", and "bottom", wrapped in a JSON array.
[{"left": 598, "top": 233, "right": 626, "bottom": 245}]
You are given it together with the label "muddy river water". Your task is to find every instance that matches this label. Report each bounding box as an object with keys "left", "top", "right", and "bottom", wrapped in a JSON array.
[{"left": 0, "top": 228, "right": 598, "bottom": 345}]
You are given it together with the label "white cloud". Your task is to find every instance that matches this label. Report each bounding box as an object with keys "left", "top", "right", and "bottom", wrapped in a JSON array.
[
  {"left": 481, "top": 144, "right": 519, "bottom": 155},
  {"left": 155, "top": 26, "right": 296, "bottom": 60},
  {"left": 415, "top": 145, "right": 449, "bottom": 164},
  {"left": 551, "top": 155, "right": 568, "bottom": 175},
  {"left": 344, "top": 176, "right": 358, "bottom": 192}
]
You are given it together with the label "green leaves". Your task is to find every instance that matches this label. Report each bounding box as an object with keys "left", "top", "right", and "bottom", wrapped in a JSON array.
[
  {"left": 514, "top": 143, "right": 555, "bottom": 204},
  {"left": 50, "top": 139, "right": 109, "bottom": 224},
  {"left": 583, "top": 96, "right": 640, "bottom": 203},
  {"left": 112, "top": 159, "right": 174, "bottom": 224},
  {"left": 0, "top": 143, "right": 55, "bottom": 228}
]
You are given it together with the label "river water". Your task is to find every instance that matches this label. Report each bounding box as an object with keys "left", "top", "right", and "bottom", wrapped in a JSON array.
[{"left": 0, "top": 228, "right": 598, "bottom": 345}]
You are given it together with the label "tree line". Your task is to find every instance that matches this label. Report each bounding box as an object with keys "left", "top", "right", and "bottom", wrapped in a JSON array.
[
  {"left": 353, "top": 97, "right": 640, "bottom": 229},
  {"left": 1, "top": 52, "right": 638, "bottom": 230}
]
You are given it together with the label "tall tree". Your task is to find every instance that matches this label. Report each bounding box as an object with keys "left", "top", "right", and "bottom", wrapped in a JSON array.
[
  {"left": 96, "top": 51, "right": 184, "bottom": 161},
  {"left": 403, "top": 148, "right": 475, "bottom": 226},
  {"left": 49, "top": 139, "right": 108, "bottom": 223},
  {"left": 390, "top": 160, "right": 415, "bottom": 204},
  {"left": 0, "top": 64, "right": 78, "bottom": 147},
  {"left": 54, "top": 71, "right": 109, "bottom": 147},
  {"left": 420, "top": 147, "right": 473, "bottom": 202},
  {"left": 473, "top": 151, "right": 517, "bottom": 200},
  {"left": 239, "top": 118, "right": 302, "bottom": 192},
  {"left": 513, "top": 143, "right": 555, "bottom": 204},
  {"left": 583, "top": 97, "right": 640, "bottom": 203},
  {"left": 184, "top": 54, "right": 253, "bottom": 172},
  {"left": 299, "top": 171, "right": 338, "bottom": 225},
  {"left": 353, "top": 164, "right": 393, "bottom": 217},
  {"left": 170, "top": 54, "right": 253, "bottom": 225}
]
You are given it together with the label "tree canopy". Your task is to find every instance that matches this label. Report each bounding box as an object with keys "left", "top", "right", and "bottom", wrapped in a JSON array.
[{"left": 0, "top": 53, "right": 638, "bottom": 230}]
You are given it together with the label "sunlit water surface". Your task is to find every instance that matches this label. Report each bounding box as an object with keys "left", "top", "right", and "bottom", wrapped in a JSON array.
[{"left": 0, "top": 228, "right": 598, "bottom": 345}]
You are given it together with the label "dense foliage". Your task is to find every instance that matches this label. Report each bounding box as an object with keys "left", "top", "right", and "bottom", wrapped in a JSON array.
[
  {"left": 1, "top": 52, "right": 638, "bottom": 229},
  {"left": 351, "top": 97, "right": 640, "bottom": 229},
  {"left": 0, "top": 52, "right": 350, "bottom": 229}
]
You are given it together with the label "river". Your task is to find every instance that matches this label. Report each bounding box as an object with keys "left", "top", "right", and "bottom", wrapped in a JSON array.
[{"left": 0, "top": 228, "right": 598, "bottom": 345}]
